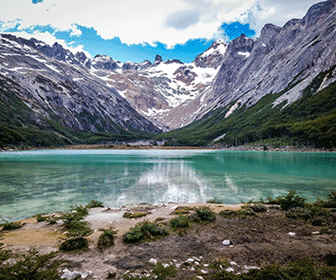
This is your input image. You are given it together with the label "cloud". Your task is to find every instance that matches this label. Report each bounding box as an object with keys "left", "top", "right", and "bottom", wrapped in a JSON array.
[{"left": 0, "top": 0, "right": 322, "bottom": 48}]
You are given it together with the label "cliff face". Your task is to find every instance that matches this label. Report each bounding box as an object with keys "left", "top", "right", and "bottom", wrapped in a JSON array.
[{"left": 202, "top": 0, "right": 336, "bottom": 118}]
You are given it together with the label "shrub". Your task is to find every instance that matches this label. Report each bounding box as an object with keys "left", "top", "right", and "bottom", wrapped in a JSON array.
[
  {"left": 123, "top": 212, "right": 147, "bottom": 219},
  {"left": 0, "top": 249, "right": 61, "bottom": 279},
  {"left": 169, "top": 215, "right": 189, "bottom": 229},
  {"left": 86, "top": 200, "right": 104, "bottom": 208},
  {"left": 70, "top": 205, "right": 89, "bottom": 218},
  {"left": 208, "top": 258, "right": 230, "bottom": 269},
  {"left": 194, "top": 206, "right": 216, "bottom": 222},
  {"left": 98, "top": 228, "right": 117, "bottom": 249},
  {"left": 152, "top": 263, "right": 176, "bottom": 280},
  {"left": 123, "top": 221, "right": 168, "bottom": 243},
  {"left": 219, "top": 210, "right": 237, "bottom": 217},
  {"left": 47, "top": 218, "right": 57, "bottom": 225},
  {"left": 59, "top": 237, "right": 88, "bottom": 252},
  {"left": 249, "top": 204, "right": 267, "bottom": 213},
  {"left": 1, "top": 221, "right": 24, "bottom": 231},
  {"left": 268, "top": 191, "right": 306, "bottom": 210},
  {"left": 35, "top": 214, "right": 47, "bottom": 222},
  {"left": 207, "top": 198, "right": 223, "bottom": 204}
]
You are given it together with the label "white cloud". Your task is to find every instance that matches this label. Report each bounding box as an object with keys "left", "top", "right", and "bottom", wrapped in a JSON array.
[{"left": 0, "top": 0, "right": 323, "bottom": 47}]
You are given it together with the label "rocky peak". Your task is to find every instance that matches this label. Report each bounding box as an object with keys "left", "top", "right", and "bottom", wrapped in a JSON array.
[
  {"left": 75, "top": 52, "right": 88, "bottom": 64},
  {"left": 155, "top": 54, "right": 163, "bottom": 62},
  {"left": 302, "top": 0, "right": 336, "bottom": 27},
  {"left": 226, "top": 34, "right": 255, "bottom": 57},
  {"left": 91, "top": 54, "right": 120, "bottom": 71},
  {"left": 194, "top": 40, "right": 228, "bottom": 68}
]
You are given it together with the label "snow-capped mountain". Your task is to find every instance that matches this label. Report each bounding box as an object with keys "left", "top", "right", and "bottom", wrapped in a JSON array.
[{"left": 0, "top": 0, "right": 335, "bottom": 139}]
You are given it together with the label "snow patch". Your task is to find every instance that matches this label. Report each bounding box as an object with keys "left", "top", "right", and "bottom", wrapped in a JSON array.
[{"left": 238, "top": 52, "right": 250, "bottom": 58}]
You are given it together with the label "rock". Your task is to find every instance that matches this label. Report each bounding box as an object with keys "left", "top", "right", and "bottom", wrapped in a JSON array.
[
  {"left": 312, "top": 231, "right": 320, "bottom": 235},
  {"left": 155, "top": 54, "right": 162, "bottom": 62},
  {"left": 186, "top": 258, "right": 194, "bottom": 263},
  {"left": 149, "top": 258, "right": 157, "bottom": 265},
  {"left": 61, "top": 269, "right": 82, "bottom": 280},
  {"left": 230, "top": 261, "right": 238, "bottom": 266},
  {"left": 288, "top": 232, "right": 296, "bottom": 237},
  {"left": 196, "top": 276, "right": 204, "bottom": 280},
  {"left": 222, "top": 240, "right": 232, "bottom": 245},
  {"left": 226, "top": 267, "right": 235, "bottom": 272},
  {"left": 200, "top": 269, "right": 208, "bottom": 274}
]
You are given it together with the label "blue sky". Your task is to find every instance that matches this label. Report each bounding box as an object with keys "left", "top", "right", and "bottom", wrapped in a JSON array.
[{"left": 0, "top": 0, "right": 321, "bottom": 63}]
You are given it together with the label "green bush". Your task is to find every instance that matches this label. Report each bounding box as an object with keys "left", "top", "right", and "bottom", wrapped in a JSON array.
[
  {"left": 207, "top": 198, "right": 223, "bottom": 204},
  {"left": 86, "top": 200, "right": 104, "bottom": 208},
  {"left": 0, "top": 249, "right": 60, "bottom": 280},
  {"left": 98, "top": 228, "right": 117, "bottom": 249},
  {"left": 59, "top": 237, "right": 88, "bottom": 252},
  {"left": 268, "top": 191, "right": 306, "bottom": 210},
  {"left": 152, "top": 262, "right": 176, "bottom": 280},
  {"left": 1, "top": 221, "right": 24, "bottom": 231},
  {"left": 123, "top": 221, "right": 168, "bottom": 243},
  {"left": 219, "top": 209, "right": 237, "bottom": 217},
  {"left": 35, "top": 214, "right": 47, "bottom": 222},
  {"left": 194, "top": 206, "right": 216, "bottom": 222},
  {"left": 70, "top": 205, "right": 89, "bottom": 218},
  {"left": 169, "top": 215, "right": 189, "bottom": 229},
  {"left": 123, "top": 212, "right": 147, "bottom": 219},
  {"left": 249, "top": 204, "right": 267, "bottom": 213}
]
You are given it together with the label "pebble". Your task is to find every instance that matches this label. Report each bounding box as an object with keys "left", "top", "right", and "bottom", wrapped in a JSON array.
[
  {"left": 196, "top": 276, "right": 204, "bottom": 280},
  {"left": 226, "top": 267, "right": 235, "bottom": 272},
  {"left": 163, "top": 263, "right": 169, "bottom": 268},
  {"left": 186, "top": 258, "right": 194, "bottom": 263},
  {"left": 149, "top": 258, "right": 157, "bottom": 265},
  {"left": 61, "top": 269, "right": 91, "bottom": 280},
  {"left": 230, "top": 261, "right": 238, "bottom": 266},
  {"left": 312, "top": 231, "right": 320, "bottom": 235},
  {"left": 201, "top": 270, "right": 208, "bottom": 274},
  {"left": 288, "top": 232, "right": 296, "bottom": 237},
  {"left": 222, "top": 240, "right": 232, "bottom": 246}
]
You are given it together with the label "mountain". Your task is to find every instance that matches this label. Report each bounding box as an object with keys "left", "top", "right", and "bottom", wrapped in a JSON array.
[
  {"left": 0, "top": 34, "right": 160, "bottom": 148},
  {"left": 161, "top": 0, "right": 336, "bottom": 148},
  {"left": 0, "top": 0, "right": 335, "bottom": 149}
]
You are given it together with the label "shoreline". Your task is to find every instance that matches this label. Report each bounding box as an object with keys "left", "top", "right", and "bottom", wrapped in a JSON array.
[{"left": 1, "top": 143, "right": 334, "bottom": 153}]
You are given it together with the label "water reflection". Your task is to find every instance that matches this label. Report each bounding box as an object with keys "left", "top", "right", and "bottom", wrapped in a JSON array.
[{"left": 0, "top": 150, "right": 335, "bottom": 221}]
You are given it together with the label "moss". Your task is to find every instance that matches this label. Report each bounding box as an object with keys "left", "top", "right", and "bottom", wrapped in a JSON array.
[{"left": 123, "top": 212, "right": 147, "bottom": 219}]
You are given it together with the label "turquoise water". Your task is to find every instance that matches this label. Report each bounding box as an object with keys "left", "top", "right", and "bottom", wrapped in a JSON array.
[{"left": 0, "top": 149, "right": 335, "bottom": 221}]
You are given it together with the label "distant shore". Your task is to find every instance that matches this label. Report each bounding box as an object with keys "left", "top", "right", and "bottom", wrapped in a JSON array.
[{"left": 1, "top": 143, "right": 334, "bottom": 153}]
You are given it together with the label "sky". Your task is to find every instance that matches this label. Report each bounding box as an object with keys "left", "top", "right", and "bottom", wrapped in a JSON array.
[{"left": 0, "top": 0, "right": 323, "bottom": 63}]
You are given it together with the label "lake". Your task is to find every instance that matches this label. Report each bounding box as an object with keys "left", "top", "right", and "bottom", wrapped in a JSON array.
[{"left": 0, "top": 149, "right": 335, "bottom": 222}]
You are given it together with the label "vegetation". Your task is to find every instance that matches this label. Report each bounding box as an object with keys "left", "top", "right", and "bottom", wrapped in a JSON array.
[
  {"left": 266, "top": 190, "right": 307, "bottom": 210},
  {"left": 152, "top": 262, "right": 176, "bottom": 280},
  {"left": 123, "top": 221, "right": 169, "bottom": 243},
  {"left": 158, "top": 66, "right": 336, "bottom": 149},
  {"left": 59, "top": 205, "right": 92, "bottom": 251},
  {"left": 194, "top": 206, "right": 216, "bottom": 222},
  {"left": 207, "top": 198, "right": 223, "bottom": 204},
  {"left": 86, "top": 200, "right": 104, "bottom": 208},
  {"left": 123, "top": 212, "right": 147, "bottom": 219},
  {"left": 0, "top": 248, "right": 61, "bottom": 280},
  {"left": 1, "top": 221, "right": 24, "bottom": 231},
  {"left": 210, "top": 258, "right": 336, "bottom": 280},
  {"left": 169, "top": 215, "right": 189, "bottom": 230},
  {"left": 97, "top": 228, "right": 117, "bottom": 249}
]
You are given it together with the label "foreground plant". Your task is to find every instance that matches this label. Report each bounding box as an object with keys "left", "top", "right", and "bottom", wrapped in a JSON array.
[
  {"left": 86, "top": 200, "right": 104, "bottom": 208},
  {"left": 169, "top": 215, "right": 189, "bottom": 230},
  {"left": 1, "top": 221, "right": 24, "bottom": 231},
  {"left": 194, "top": 206, "right": 216, "bottom": 222},
  {"left": 59, "top": 205, "right": 92, "bottom": 251},
  {"left": 98, "top": 228, "right": 118, "bottom": 249},
  {"left": 123, "top": 221, "right": 168, "bottom": 243},
  {"left": 0, "top": 248, "right": 61, "bottom": 280}
]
